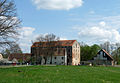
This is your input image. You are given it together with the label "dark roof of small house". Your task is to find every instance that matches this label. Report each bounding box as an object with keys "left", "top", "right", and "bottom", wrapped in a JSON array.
[
  {"left": 8, "top": 53, "right": 31, "bottom": 61},
  {"left": 100, "top": 49, "right": 114, "bottom": 60},
  {"left": 31, "top": 40, "right": 76, "bottom": 47}
]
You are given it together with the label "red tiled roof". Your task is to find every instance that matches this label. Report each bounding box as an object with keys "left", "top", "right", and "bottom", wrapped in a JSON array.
[
  {"left": 8, "top": 53, "right": 31, "bottom": 61},
  {"left": 31, "top": 40, "right": 76, "bottom": 47},
  {"left": 102, "top": 49, "right": 114, "bottom": 60}
]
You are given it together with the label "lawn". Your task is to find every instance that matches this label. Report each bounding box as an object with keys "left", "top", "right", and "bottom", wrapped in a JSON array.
[{"left": 0, "top": 65, "right": 120, "bottom": 83}]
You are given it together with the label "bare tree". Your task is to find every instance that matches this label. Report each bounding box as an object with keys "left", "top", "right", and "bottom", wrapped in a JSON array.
[
  {"left": 0, "top": 0, "right": 21, "bottom": 48},
  {"left": 100, "top": 41, "right": 110, "bottom": 54},
  {"left": 2, "top": 42, "right": 22, "bottom": 58}
]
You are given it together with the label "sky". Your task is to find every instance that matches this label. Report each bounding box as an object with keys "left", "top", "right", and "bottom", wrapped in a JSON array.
[{"left": 14, "top": 0, "right": 120, "bottom": 53}]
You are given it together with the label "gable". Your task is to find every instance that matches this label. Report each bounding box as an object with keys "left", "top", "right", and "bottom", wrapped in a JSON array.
[{"left": 95, "top": 49, "right": 113, "bottom": 60}]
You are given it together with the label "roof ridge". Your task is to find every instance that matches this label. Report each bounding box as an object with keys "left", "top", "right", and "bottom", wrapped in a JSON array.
[
  {"left": 34, "top": 40, "right": 76, "bottom": 43},
  {"left": 32, "top": 40, "right": 77, "bottom": 47}
]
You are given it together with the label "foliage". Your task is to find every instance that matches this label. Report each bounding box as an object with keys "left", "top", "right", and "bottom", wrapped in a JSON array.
[
  {"left": 81, "top": 44, "right": 101, "bottom": 61},
  {"left": 112, "top": 48, "right": 120, "bottom": 64},
  {"left": 0, "top": 66, "right": 120, "bottom": 83}
]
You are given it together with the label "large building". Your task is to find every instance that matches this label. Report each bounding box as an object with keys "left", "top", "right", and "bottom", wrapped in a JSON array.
[{"left": 31, "top": 40, "right": 80, "bottom": 65}]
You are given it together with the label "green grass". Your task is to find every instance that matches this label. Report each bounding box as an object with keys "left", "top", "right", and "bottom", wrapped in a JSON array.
[{"left": 0, "top": 65, "right": 120, "bottom": 83}]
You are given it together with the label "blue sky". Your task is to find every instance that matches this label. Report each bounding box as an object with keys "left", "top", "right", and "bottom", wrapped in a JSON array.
[{"left": 14, "top": 0, "right": 120, "bottom": 53}]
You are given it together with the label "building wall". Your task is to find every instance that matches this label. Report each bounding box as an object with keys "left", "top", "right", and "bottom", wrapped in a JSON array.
[
  {"left": 41, "top": 56, "right": 65, "bottom": 65},
  {"left": 32, "top": 47, "right": 66, "bottom": 65},
  {"left": 72, "top": 41, "right": 80, "bottom": 65},
  {"left": 92, "top": 60, "right": 113, "bottom": 65},
  {"left": 93, "top": 51, "right": 113, "bottom": 65},
  {"left": 0, "top": 54, "right": 3, "bottom": 60},
  {"left": 94, "top": 51, "right": 107, "bottom": 60},
  {"left": 8, "top": 53, "right": 31, "bottom": 62}
]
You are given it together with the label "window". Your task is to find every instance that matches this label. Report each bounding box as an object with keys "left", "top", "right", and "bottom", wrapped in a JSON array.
[
  {"left": 39, "top": 43, "right": 42, "bottom": 45},
  {"left": 47, "top": 52, "right": 48, "bottom": 55},
  {"left": 100, "top": 51, "right": 102, "bottom": 56},
  {"left": 76, "top": 44, "right": 77, "bottom": 47},
  {"left": 103, "top": 53, "right": 106, "bottom": 57},
  {"left": 55, "top": 62, "right": 56, "bottom": 64},
  {"left": 62, "top": 57, "right": 64, "bottom": 60},
  {"left": 58, "top": 49, "right": 61, "bottom": 54},
  {"left": 68, "top": 49, "right": 70, "bottom": 52},
  {"left": 54, "top": 57, "right": 56, "bottom": 59},
  {"left": 54, "top": 48, "right": 57, "bottom": 51}
]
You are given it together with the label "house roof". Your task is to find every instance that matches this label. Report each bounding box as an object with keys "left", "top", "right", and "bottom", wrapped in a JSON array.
[
  {"left": 8, "top": 53, "right": 31, "bottom": 61},
  {"left": 101, "top": 49, "right": 114, "bottom": 60},
  {"left": 31, "top": 40, "right": 76, "bottom": 47}
]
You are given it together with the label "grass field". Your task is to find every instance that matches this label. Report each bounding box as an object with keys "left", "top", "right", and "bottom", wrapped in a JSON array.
[{"left": 0, "top": 65, "right": 120, "bottom": 83}]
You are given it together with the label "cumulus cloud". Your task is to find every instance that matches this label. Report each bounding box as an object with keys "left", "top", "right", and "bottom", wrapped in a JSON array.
[
  {"left": 32, "top": 0, "right": 83, "bottom": 10},
  {"left": 18, "top": 27, "right": 37, "bottom": 53},
  {"left": 19, "top": 27, "right": 35, "bottom": 38},
  {"left": 75, "top": 21, "right": 120, "bottom": 45},
  {"left": 99, "top": 21, "right": 106, "bottom": 27},
  {"left": 17, "top": 29, "right": 68, "bottom": 52},
  {"left": 60, "top": 37, "right": 67, "bottom": 40}
]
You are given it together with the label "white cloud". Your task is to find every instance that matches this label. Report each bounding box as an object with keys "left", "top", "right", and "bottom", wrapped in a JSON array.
[
  {"left": 79, "top": 26, "right": 111, "bottom": 39},
  {"left": 74, "top": 21, "right": 120, "bottom": 45},
  {"left": 32, "top": 0, "right": 83, "bottom": 10},
  {"left": 18, "top": 27, "right": 37, "bottom": 53},
  {"left": 99, "top": 21, "right": 106, "bottom": 27},
  {"left": 19, "top": 27, "right": 35, "bottom": 37},
  {"left": 60, "top": 37, "right": 67, "bottom": 40},
  {"left": 18, "top": 30, "right": 68, "bottom": 52},
  {"left": 71, "top": 14, "right": 120, "bottom": 45}
]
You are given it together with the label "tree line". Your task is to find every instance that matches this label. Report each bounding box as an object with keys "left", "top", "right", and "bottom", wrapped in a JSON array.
[{"left": 80, "top": 43, "right": 101, "bottom": 61}]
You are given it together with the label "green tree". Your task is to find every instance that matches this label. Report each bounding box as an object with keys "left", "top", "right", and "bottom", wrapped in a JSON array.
[
  {"left": 90, "top": 44, "right": 101, "bottom": 58},
  {"left": 112, "top": 48, "right": 120, "bottom": 64},
  {"left": 81, "top": 44, "right": 101, "bottom": 61}
]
